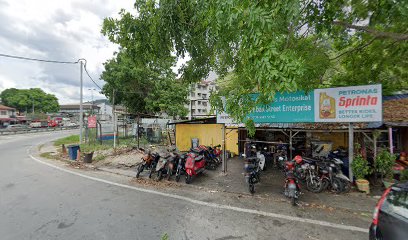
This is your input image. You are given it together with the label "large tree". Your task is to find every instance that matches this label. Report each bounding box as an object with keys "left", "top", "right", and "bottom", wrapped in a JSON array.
[
  {"left": 0, "top": 88, "right": 59, "bottom": 113},
  {"left": 103, "top": 0, "right": 407, "bottom": 131}
]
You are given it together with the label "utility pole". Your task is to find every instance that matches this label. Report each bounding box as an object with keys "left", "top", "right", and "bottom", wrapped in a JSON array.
[
  {"left": 112, "top": 89, "right": 116, "bottom": 148},
  {"left": 79, "top": 60, "right": 84, "bottom": 144},
  {"left": 32, "top": 97, "right": 34, "bottom": 114},
  {"left": 88, "top": 88, "right": 95, "bottom": 115}
]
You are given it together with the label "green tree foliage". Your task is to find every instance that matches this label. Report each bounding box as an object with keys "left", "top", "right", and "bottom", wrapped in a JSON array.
[
  {"left": 103, "top": 0, "right": 407, "bottom": 132},
  {"left": 0, "top": 88, "right": 59, "bottom": 113}
]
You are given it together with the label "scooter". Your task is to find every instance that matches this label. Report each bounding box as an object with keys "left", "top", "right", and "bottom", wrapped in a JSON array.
[
  {"left": 155, "top": 153, "right": 171, "bottom": 181},
  {"left": 184, "top": 150, "right": 206, "bottom": 184},
  {"left": 284, "top": 170, "right": 301, "bottom": 206},
  {"left": 256, "top": 150, "right": 266, "bottom": 171}
]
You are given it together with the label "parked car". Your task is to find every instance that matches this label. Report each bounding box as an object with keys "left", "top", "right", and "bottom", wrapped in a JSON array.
[
  {"left": 369, "top": 181, "right": 408, "bottom": 240},
  {"left": 6, "top": 124, "right": 28, "bottom": 131}
]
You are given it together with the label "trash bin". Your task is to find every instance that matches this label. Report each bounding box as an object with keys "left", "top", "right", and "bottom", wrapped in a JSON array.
[
  {"left": 83, "top": 152, "right": 94, "bottom": 163},
  {"left": 191, "top": 138, "right": 199, "bottom": 148},
  {"left": 67, "top": 145, "right": 80, "bottom": 160}
]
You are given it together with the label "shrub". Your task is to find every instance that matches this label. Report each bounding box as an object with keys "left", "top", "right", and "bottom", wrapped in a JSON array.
[
  {"left": 352, "top": 154, "right": 371, "bottom": 180},
  {"left": 375, "top": 149, "right": 396, "bottom": 180}
]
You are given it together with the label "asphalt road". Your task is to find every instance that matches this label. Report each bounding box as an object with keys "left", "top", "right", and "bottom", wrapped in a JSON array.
[{"left": 0, "top": 132, "right": 368, "bottom": 240}]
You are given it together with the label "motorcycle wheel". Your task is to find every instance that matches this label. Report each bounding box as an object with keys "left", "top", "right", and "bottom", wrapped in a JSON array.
[
  {"left": 340, "top": 179, "right": 351, "bottom": 193},
  {"left": 185, "top": 175, "right": 192, "bottom": 184},
  {"left": 331, "top": 178, "right": 344, "bottom": 194},
  {"left": 175, "top": 173, "right": 180, "bottom": 182},
  {"left": 156, "top": 171, "right": 163, "bottom": 182},
  {"left": 306, "top": 176, "right": 323, "bottom": 193},
  {"left": 321, "top": 178, "right": 330, "bottom": 191},
  {"left": 148, "top": 167, "right": 154, "bottom": 179},
  {"left": 135, "top": 164, "right": 144, "bottom": 178},
  {"left": 166, "top": 166, "right": 172, "bottom": 181},
  {"left": 248, "top": 183, "right": 255, "bottom": 194},
  {"left": 292, "top": 197, "right": 297, "bottom": 206}
]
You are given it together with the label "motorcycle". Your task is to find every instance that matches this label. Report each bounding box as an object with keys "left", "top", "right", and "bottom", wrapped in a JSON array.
[
  {"left": 284, "top": 170, "right": 301, "bottom": 206},
  {"left": 208, "top": 144, "right": 222, "bottom": 166},
  {"left": 155, "top": 152, "right": 171, "bottom": 181},
  {"left": 256, "top": 149, "right": 266, "bottom": 171},
  {"left": 275, "top": 148, "right": 288, "bottom": 170},
  {"left": 316, "top": 159, "right": 345, "bottom": 193},
  {"left": 136, "top": 150, "right": 160, "bottom": 179},
  {"left": 244, "top": 155, "right": 261, "bottom": 194},
  {"left": 175, "top": 153, "right": 187, "bottom": 182},
  {"left": 303, "top": 160, "right": 323, "bottom": 193},
  {"left": 184, "top": 149, "right": 206, "bottom": 184}
]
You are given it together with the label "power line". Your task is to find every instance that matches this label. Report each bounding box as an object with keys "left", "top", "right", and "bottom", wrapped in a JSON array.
[
  {"left": 0, "top": 53, "right": 79, "bottom": 64},
  {"left": 83, "top": 61, "right": 102, "bottom": 90}
]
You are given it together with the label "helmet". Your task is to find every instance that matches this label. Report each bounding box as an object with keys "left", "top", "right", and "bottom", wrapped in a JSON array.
[{"left": 294, "top": 155, "right": 303, "bottom": 164}]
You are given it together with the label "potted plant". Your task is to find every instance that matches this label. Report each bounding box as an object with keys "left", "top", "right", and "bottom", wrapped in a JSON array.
[
  {"left": 400, "top": 169, "right": 408, "bottom": 182},
  {"left": 352, "top": 153, "right": 371, "bottom": 193},
  {"left": 375, "top": 149, "right": 397, "bottom": 188}
]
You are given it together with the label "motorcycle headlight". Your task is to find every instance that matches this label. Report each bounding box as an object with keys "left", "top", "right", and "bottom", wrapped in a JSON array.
[{"left": 311, "top": 165, "right": 315, "bottom": 169}]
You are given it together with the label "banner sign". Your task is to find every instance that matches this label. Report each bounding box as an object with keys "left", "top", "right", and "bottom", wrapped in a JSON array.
[
  {"left": 216, "top": 84, "right": 382, "bottom": 124},
  {"left": 248, "top": 91, "right": 314, "bottom": 123},
  {"left": 314, "top": 84, "right": 382, "bottom": 122},
  {"left": 87, "top": 115, "right": 97, "bottom": 128}
]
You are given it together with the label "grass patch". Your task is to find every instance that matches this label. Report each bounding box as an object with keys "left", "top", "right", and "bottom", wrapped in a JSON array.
[
  {"left": 93, "top": 154, "right": 107, "bottom": 161},
  {"left": 53, "top": 135, "right": 79, "bottom": 147}
]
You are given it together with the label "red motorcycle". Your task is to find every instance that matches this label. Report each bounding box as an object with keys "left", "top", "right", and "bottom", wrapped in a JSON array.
[
  {"left": 284, "top": 159, "right": 301, "bottom": 206},
  {"left": 184, "top": 150, "right": 206, "bottom": 184}
]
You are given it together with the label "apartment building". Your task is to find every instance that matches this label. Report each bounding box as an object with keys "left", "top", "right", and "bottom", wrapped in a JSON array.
[{"left": 186, "top": 81, "right": 216, "bottom": 119}]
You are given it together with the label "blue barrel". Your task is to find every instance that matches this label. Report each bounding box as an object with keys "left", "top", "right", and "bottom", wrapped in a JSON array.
[{"left": 67, "top": 145, "right": 80, "bottom": 160}]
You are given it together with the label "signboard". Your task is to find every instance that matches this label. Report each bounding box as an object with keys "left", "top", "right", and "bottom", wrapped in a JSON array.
[
  {"left": 87, "top": 115, "right": 97, "bottom": 128},
  {"left": 314, "top": 84, "right": 382, "bottom": 122},
  {"left": 248, "top": 91, "right": 314, "bottom": 123},
  {"left": 216, "top": 84, "right": 382, "bottom": 124}
]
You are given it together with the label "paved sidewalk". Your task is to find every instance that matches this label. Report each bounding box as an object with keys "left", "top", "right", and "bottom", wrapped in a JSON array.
[{"left": 38, "top": 142, "right": 379, "bottom": 215}]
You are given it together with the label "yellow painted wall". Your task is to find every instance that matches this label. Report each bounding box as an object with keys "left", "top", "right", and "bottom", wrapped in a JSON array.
[
  {"left": 226, "top": 128, "right": 239, "bottom": 156},
  {"left": 175, "top": 124, "right": 239, "bottom": 155},
  {"left": 176, "top": 124, "right": 223, "bottom": 152},
  {"left": 312, "top": 132, "right": 347, "bottom": 149}
]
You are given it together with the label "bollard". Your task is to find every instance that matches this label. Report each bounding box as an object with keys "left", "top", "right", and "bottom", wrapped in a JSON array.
[
  {"left": 62, "top": 144, "right": 67, "bottom": 155},
  {"left": 76, "top": 149, "right": 81, "bottom": 161}
]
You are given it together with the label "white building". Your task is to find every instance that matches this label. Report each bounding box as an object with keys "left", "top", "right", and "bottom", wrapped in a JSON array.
[{"left": 186, "top": 81, "right": 216, "bottom": 119}]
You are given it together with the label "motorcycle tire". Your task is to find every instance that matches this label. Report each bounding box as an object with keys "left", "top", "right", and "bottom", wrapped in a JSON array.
[
  {"left": 292, "top": 197, "right": 296, "bottom": 206},
  {"left": 321, "top": 178, "right": 330, "bottom": 191},
  {"left": 340, "top": 179, "right": 351, "bottom": 193},
  {"left": 248, "top": 183, "right": 255, "bottom": 194},
  {"left": 185, "top": 175, "right": 192, "bottom": 184},
  {"left": 175, "top": 173, "right": 180, "bottom": 182},
  {"left": 136, "top": 164, "right": 144, "bottom": 178},
  {"left": 306, "top": 176, "right": 323, "bottom": 193},
  {"left": 156, "top": 171, "right": 163, "bottom": 182},
  {"left": 330, "top": 178, "right": 344, "bottom": 194},
  {"left": 148, "top": 167, "right": 154, "bottom": 179},
  {"left": 166, "top": 166, "right": 171, "bottom": 181}
]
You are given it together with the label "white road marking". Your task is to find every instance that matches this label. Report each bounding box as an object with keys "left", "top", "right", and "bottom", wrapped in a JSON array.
[{"left": 28, "top": 147, "right": 368, "bottom": 234}]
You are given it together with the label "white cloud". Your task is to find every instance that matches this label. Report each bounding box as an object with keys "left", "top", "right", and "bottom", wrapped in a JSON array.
[{"left": 0, "top": 0, "right": 134, "bottom": 104}]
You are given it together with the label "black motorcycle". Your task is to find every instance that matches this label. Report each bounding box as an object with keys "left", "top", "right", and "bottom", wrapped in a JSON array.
[
  {"left": 244, "top": 156, "right": 261, "bottom": 194},
  {"left": 175, "top": 153, "right": 187, "bottom": 182}
]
